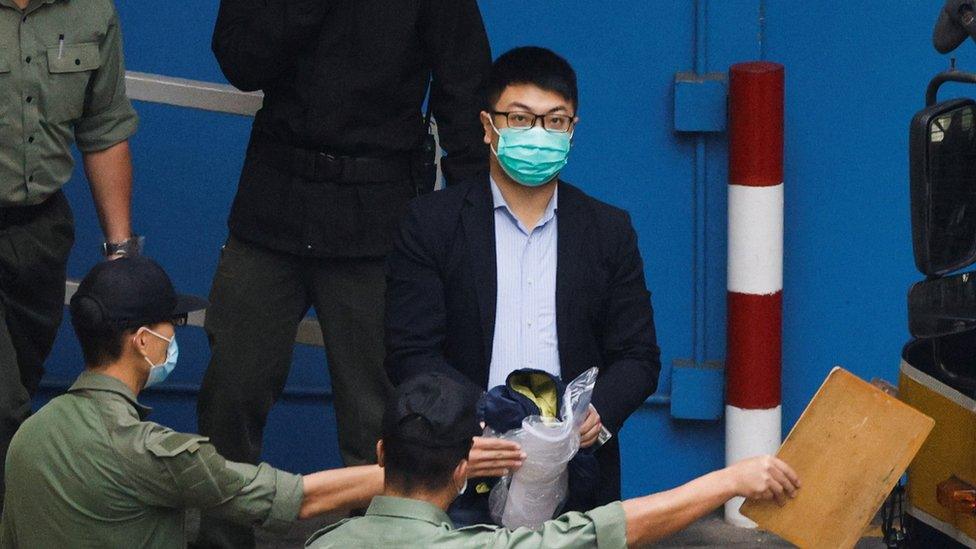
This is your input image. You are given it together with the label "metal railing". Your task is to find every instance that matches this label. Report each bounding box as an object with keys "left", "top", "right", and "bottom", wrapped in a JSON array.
[{"left": 124, "top": 71, "right": 263, "bottom": 116}]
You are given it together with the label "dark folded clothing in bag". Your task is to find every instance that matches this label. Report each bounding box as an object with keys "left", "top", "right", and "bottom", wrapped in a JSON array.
[{"left": 448, "top": 369, "right": 601, "bottom": 526}]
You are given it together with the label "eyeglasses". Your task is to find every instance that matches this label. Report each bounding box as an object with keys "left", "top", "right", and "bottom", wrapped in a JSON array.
[{"left": 492, "top": 111, "right": 575, "bottom": 133}]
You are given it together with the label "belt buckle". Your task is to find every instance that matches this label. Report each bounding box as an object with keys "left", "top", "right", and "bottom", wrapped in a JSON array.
[{"left": 315, "top": 152, "right": 342, "bottom": 181}]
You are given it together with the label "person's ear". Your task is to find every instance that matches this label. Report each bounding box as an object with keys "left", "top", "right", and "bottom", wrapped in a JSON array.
[
  {"left": 130, "top": 327, "right": 151, "bottom": 357},
  {"left": 454, "top": 458, "right": 469, "bottom": 484},
  {"left": 480, "top": 111, "right": 494, "bottom": 146},
  {"left": 376, "top": 440, "right": 385, "bottom": 468}
]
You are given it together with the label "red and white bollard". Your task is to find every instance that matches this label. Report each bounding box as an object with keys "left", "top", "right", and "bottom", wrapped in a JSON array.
[{"left": 724, "top": 61, "right": 785, "bottom": 528}]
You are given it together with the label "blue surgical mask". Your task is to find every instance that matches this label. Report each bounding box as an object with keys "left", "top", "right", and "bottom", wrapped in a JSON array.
[
  {"left": 142, "top": 328, "right": 178, "bottom": 388},
  {"left": 491, "top": 120, "right": 572, "bottom": 187}
]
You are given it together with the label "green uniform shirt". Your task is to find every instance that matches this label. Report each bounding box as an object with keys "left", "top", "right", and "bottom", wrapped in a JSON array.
[
  {"left": 305, "top": 496, "right": 628, "bottom": 548},
  {"left": 0, "top": 372, "right": 304, "bottom": 548},
  {"left": 0, "top": 0, "right": 138, "bottom": 206}
]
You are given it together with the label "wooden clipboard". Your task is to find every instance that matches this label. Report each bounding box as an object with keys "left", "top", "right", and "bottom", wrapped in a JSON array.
[{"left": 740, "top": 367, "right": 934, "bottom": 548}]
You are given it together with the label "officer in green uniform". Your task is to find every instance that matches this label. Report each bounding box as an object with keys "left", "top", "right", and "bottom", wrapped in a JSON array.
[
  {"left": 0, "top": 257, "right": 383, "bottom": 548},
  {"left": 0, "top": 0, "right": 142, "bottom": 507},
  {"left": 306, "top": 373, "right": 802, "bottom": 548}
]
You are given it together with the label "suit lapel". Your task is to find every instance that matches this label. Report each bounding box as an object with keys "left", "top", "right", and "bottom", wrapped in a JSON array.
[
  {"left": 556, "top": 183, "right": 593, "bottom": 377},
  {"left": 461, "top": 180, "right": 497, "bottom": 376}
]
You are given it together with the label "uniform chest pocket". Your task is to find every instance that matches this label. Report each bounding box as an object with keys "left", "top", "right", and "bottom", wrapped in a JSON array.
[
  {"left": 0, "top": 50, "right": 11, "bottom": 121},
  {"left": 45, "top": 42, "right": 100, "bottom": 123}
]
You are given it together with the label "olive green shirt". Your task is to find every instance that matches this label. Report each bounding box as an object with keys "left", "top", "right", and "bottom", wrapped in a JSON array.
[
  {"left": 0, "top": 0, "right": 138, "bottom": 206},
  {"left": 0, "top": 372, "right": 304, "bottom": 549},
  {"left": 305, "top": 496, "right": 628, "bottom": 548}
]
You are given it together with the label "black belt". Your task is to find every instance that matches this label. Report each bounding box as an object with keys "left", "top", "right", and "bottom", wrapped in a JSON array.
[
  {"left": 0, "top": 190, "right": 63, "bottom": 229},
  {"left": 249, "top": 141, "right": 413, "bottom": 184}
]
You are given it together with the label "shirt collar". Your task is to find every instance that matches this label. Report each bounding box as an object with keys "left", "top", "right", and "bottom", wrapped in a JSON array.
[
  {"left": 489, "top": 177, "right": 559, "bottom": 230},
  {"left": 364, "top": 496, "right": 454, "bottom": 529},
  {"left": 0, "top": 0, "right": 64, "bottom": 12},
  {"left": 67, "top": 371, "right": 153, "bottom": 420}
]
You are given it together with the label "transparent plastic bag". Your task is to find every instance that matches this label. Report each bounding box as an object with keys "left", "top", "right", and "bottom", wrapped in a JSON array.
[{"left": 488, "top": 367, "right": 599, "bottom": 529}]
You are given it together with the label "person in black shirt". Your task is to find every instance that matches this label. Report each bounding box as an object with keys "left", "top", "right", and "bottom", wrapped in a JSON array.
[{"left": 195, "top": 1, "right": 490, "bottom": 547}]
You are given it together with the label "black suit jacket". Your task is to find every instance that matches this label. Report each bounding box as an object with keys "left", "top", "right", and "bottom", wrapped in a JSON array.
[{"left": 385, "top": 177, "right": 661, "bottom": 503}]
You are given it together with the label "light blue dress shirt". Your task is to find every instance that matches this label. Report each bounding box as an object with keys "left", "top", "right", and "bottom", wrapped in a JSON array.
[{"left": 488, "top": 178, "right": 560, "bottom": 390}]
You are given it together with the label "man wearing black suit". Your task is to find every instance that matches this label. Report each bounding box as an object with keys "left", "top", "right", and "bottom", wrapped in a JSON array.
[{"left": 385, "top": 47, "right": 661, "bottom": 515}]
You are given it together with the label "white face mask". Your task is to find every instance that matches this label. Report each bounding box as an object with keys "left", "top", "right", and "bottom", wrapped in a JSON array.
[{"left": 139, "top": 328, "right": 178, "bottom": 388}]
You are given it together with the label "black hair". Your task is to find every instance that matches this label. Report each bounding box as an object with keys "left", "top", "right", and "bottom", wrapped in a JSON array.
[
  {"left": 382, "top": 429, "right": 473, "bottom": 494},
  {"left": 69, "top": 296, "right": 133, "bottom": 367},
  {"left": 486, "top": 46, "right": 578, "bottom": 111}
]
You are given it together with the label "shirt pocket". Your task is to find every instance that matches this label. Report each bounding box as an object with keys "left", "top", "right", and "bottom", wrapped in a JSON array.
[
  {"left": 0, "top": 49, "right": 10, "bottom": 120},
  {"left": 45, "top": 42, "right": 100, "bottom": 123}
]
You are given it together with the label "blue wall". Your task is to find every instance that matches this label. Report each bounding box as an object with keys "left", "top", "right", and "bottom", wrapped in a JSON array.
[{"left": 38, "top": 0, "right": 953, "bottom": 497}]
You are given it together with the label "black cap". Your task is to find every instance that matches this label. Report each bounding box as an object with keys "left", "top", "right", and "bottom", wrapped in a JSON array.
[
  {"left": 383, "top": 373, "right": 482, "bottom": 448},
  {"left": 69, "top": 256, "right": 209, "bottom": 330}
]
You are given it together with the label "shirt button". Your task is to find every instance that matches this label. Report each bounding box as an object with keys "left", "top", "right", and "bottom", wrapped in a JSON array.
[
  {"left": 25, "top": 96, "right": 32, "bottom": 103},
  {"left": 528, "top": 279, "right": 534, "bottom": 285},
  {"left": 306, "top": 244, "right": 313, "bottom": 250},
  {"left": 27, "top": 136, "right": 34, "bottom": 143},
  {"left": 28, "top": 175, "right": 34, "bottom": 182},
  {"left": 527, "top": 321, "right": 533, "bottom": 327},
  {"left": 24, "top": 56, "right": 31, "bottom": 64}
]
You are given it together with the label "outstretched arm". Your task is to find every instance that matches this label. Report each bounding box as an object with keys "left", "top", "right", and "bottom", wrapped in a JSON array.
[
  {"left": 299, "top": 465, "right": 384, "bottom": 519},
  {"left": 623, "top": 455, "right": 800, "bottom": 547}
]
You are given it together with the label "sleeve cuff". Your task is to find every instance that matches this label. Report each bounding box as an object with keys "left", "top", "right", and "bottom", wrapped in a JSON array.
[
  {"left": 261, "top": 466, "right": 304, "bottom": 533},
  {"left": 589, "top": 501, "right": 628, "bottom": 548},
  {"left": 75, "top": 99, "right": 139, "bottom": 152}
]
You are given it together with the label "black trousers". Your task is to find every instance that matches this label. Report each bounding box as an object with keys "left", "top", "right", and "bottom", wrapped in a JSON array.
[
  {"left": 195, "top": 235, "right": 391, "bottom": 548},
  {"left": 0, "top": 191, "right": 74, "bottom": 509}
]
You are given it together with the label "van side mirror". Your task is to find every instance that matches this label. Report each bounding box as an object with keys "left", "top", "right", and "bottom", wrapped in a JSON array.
[{"left": 910, "top": 99, "right": 976, "bottom": 276}]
